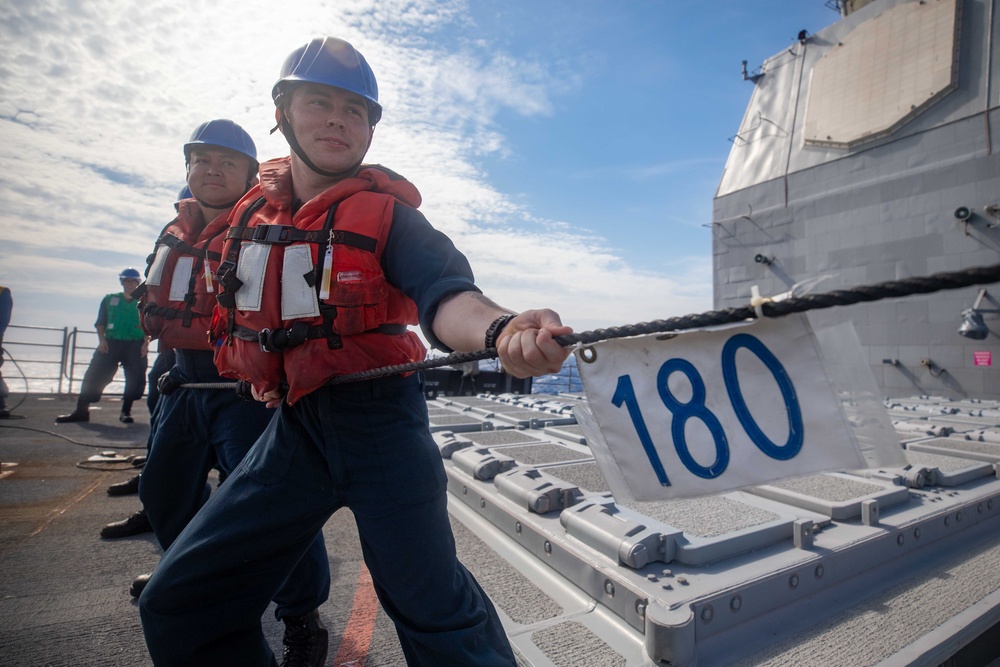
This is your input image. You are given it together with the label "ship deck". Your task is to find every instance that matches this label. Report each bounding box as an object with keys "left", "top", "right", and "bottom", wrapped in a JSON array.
[
  {"left": 1, "top": 394, "right": 416, "bottom": 666},
  {"left": 4, "top": 392, "right": 1000, "bottom": 666}
]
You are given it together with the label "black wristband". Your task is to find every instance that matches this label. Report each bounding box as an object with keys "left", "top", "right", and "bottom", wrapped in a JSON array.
[{"left": 484, "top": 314, "right": 516, "bottom": 349}]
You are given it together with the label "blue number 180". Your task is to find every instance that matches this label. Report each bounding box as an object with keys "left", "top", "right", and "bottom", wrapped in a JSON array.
[{"left": 611, "top": 333, "right": 803, "bottom": 486}]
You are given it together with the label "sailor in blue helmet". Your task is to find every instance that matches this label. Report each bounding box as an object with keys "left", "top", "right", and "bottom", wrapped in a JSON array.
[
  {"left": 56, "top": 268, "right": 149, "bottom": 424},
  {"left": 140, "top": 38, "right": 571, "bottom": 667},
  {"left": 105, "top": 119, "right": 332, "bottom": 666},
  {"left": 101, "top": 186, "right": 191, "bottom": 501},
  {"left": 103, "top": 185, "right": 189, "bottom": 502}
]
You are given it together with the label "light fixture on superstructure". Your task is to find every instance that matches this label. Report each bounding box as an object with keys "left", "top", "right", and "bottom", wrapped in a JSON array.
[{"left": 958, "top": 288, "right": 999, "bottom": 340}]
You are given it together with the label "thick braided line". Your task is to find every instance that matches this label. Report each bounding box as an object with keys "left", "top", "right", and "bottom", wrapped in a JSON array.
[
  {"left": 763, "top": 265, "right": 1000, "bottom": 318},
  {"left": 182, "top": 262, "right": 1000, "bottom": 389},
  {"left": 177, "top": 350, "right": 496, "bottom": 390},
  {"left": 553, "top": 308, "right": 756, "bottom": 347},
  {"left": 325, "top": 349, "right": 497, "bottom": 385},
  {"left": 178, "top": 382, "right": 240, "bottom": 390},
  {"left": 556, "top": 263, "right": 1000, "bottom": 345}
]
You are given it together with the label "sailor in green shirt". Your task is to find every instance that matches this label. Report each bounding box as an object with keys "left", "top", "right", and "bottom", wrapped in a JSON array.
[{"left": 56, "top": 268, "right": 149, "bottom": 423}]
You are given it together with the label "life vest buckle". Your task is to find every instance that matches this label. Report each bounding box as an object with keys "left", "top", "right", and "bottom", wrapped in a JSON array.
[
  {"left": 252, "top": 224, "right": 293, "bottom": 244},
  {"left": 216, "top": 291, "right": 236, "bottom": 309},
  {"left": 258, "top": 328, "right": 274, "bottom": 352}
]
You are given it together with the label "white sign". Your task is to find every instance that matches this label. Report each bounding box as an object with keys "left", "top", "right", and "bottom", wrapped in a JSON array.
[{"left": 575, "top": 314, "right": 902, "bottom": 501}]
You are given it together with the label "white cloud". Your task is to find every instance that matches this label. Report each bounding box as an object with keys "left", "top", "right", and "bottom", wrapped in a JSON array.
[{"left": 0, "top": 0, "right": 712, "bottom": 345}]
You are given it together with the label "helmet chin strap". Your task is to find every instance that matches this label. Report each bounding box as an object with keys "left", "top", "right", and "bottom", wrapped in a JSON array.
[
  {"left": 196, "top": 196, "right": 243, "bottom": 210},
  {"left": 279, "top": 113, "right": 363, "bottom": 180}
]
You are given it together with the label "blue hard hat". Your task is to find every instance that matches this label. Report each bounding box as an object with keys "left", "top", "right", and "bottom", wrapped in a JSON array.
[
  {"left": 272, "top": 37, "right": 382, "bottom": 125},
  {"left": 120, "top": 267, "right": 141, "bottom": 280},
  {"left": 183, "top": 119, "right": 257, "bottom": 164}
]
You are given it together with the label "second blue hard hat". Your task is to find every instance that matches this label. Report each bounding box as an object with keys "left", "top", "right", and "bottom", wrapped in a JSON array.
[{"left": 183, "top": 119, "right": 257, "bottom": 164}]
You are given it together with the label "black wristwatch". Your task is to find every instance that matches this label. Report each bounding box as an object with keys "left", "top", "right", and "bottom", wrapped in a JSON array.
[{"left": 484, "top": 314, "right": 516, "bottom": 349}]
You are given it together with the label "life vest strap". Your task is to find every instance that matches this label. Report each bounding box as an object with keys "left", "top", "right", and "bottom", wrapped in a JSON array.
[
  {"left": 158, "top": 233, "right": 223, "bottom": 262},
  {"left": 226, "top": 225, "right": 377, "bottom": 253},
  {"left": 142, "top": 303, "right": 211, "bottom": 326},
  {"left": 219, "top": 196, "right": 269, "bottom": 345}
]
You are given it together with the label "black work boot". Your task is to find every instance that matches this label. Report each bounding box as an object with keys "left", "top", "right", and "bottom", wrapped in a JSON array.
[
  {"left": 107, "top": 474, "right": 140, "bottom": 496},
  {"left": 56, "top": 398, "right": 90, "bottom": 423},
  {"left": 55, "top": 409, "right": 89, "bottom": 423},
  {"left": 120, "top": 399, "right": 134, "bottom": 423},
  {"left": 100, "top": 509, "right": 152, "bottom": 539},
  {"left": 280, "top": 609, "right": 329, "bottom": 667},
  {"left": 129, "top": 572, "right": 152, "bottom": 598}
]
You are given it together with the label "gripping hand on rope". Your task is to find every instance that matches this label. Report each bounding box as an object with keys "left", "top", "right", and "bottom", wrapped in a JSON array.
[
  {"left": 432, "top": 291, "right": 572, "bottom": 379},
  {"left": 495, "top": 309, "right": 573, "bottom": 378},
  {"left": 252, "top": 384, "right": 286, "bottom": 410},
  {"left": 243, "top": 294, "right": 573, "bottom": 407}
]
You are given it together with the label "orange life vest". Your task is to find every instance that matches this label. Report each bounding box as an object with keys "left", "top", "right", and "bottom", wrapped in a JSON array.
[
  {"left": 139, "top": 201, "right": 230, "bottom": 351},
  {"left": 213, "top": 158, "right": 425, "bottom": 404}
]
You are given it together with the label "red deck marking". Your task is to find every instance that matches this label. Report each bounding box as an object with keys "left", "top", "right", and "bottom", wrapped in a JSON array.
[{"left": 332, "top": 563, "right": 379, "bottom": 666}]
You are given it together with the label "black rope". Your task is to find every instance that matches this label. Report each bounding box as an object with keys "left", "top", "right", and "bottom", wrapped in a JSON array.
[
  {"left": 555, "top": 263, "right": 1000, "bottom": 346},
  {"left": 326, "top": 349, "right": 497, "bottom": 385},
  {"left": 177, "top": 350, "right": 493, "bottom": 390},
  {"left": 178, "top": 262, "right": 1000, "bottom": 389},
  {"left": 0, "top": 347, "right": 30, "bottom": 414},
  {"left": 177, "top": 382, "right": 239, "bottom": 390}
]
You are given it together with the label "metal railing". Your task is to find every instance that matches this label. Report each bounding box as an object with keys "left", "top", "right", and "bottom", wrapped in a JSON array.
[
  {"left": 2, "top": 324, "right": 582, "bottom": 396},
  {"left": 2, "top": 323, "right": 159, "bottom": 396},
  {"left": 1, "top": 322, "right": 579, "bottom": 397}
]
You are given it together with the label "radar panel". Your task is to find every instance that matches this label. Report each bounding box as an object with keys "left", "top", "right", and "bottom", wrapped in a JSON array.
[{"left": 803, "top": 0, "right": 961, "bottom": 149}]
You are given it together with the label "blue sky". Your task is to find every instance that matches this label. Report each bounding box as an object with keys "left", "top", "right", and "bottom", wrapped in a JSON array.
[{"left": 0, "top": 0, "right": 840, "bottom": 344}]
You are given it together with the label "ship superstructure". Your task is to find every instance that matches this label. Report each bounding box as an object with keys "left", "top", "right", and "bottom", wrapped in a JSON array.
[{"left": 713, "top": 0, "right": 1000, "bottom": 400}]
